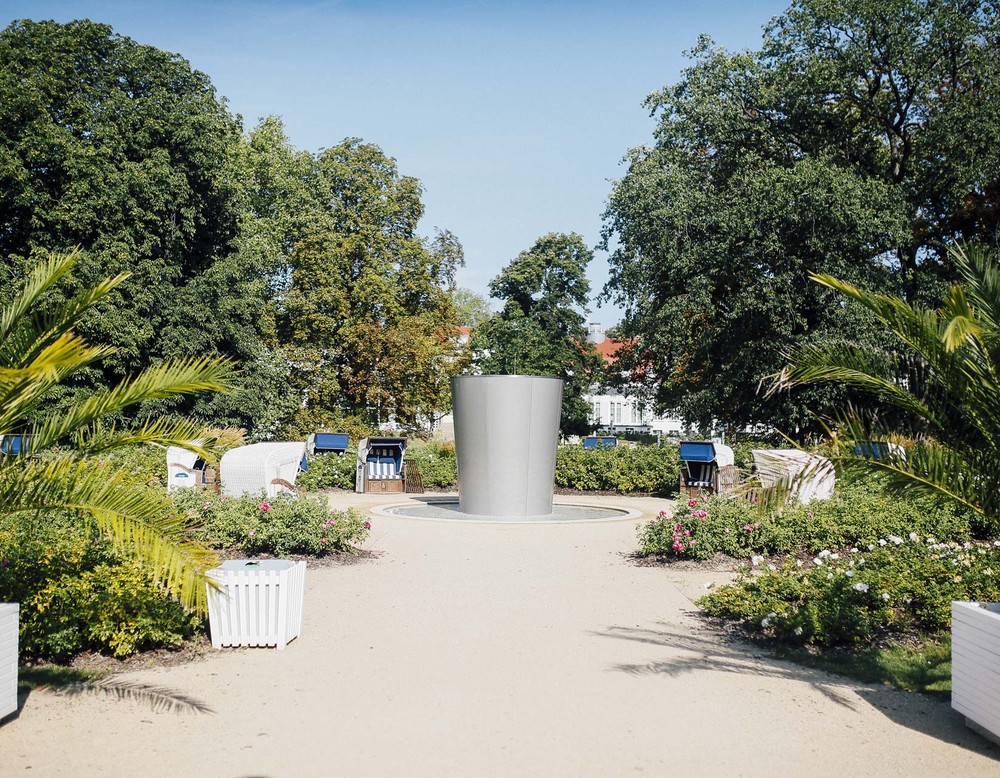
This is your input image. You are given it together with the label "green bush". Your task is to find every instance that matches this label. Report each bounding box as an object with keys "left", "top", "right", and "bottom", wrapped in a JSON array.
[
  {"left": 20, "top": 561, "right": 200, "bottom": 660},
  {"left": 637, "top": 480, "right": 975, "bottom": 558},
  {"left": 174, "top": 490, "right": 370, "bottom": 556},
  {"left": 407, "top": 441, "right": 458, "bottom": 489},
  {"left": 699, "top": 537, "right": 1000, "bottom": 646},
  {"left": 555, "top": 444, "right": 679, "bottom": 495},
  {"left": 638, "top": 496, "right": 796, "bottom": 560},
  {"left": 297, "top": 450, "right": 356, "bottom": 491},
  {"left": 0, "top": 513, "right": 199, "bottom": 661}
]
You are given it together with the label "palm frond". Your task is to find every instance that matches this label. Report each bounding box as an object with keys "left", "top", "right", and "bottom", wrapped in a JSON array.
[
  {"left": 0, "top": 457, "right": 218, "bottom": 611},
  {"left": 772, "top": 246, "right": 1000, "bottom": 530},
  {"left": 71, "top": 418, "right": 219, "bottom": 461},
  {"left": 0, "top": 250, "right": 128, "bottom": 370},
  {"left": 21, "top": 357, "right": 235, "bottom": 451}
]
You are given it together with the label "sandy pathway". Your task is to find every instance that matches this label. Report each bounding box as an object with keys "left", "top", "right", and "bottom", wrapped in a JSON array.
[{"left": 2, "top": 493, "right": 998, "bottom": 776}]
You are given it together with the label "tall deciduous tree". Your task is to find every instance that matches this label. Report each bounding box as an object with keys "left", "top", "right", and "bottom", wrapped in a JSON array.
[
  {"left": 450, "top": 287, "right": 494, "bottom": 330},
  {"left": 0, "top": 20, "right": 243, "bottom": 369},
  {"left": 473, "top": 233, "right": 601, "bottom": 434},
  {"left": 279, "top": 140, "right": 466, "bottom": 432},
  {"left": 602, "top": 1, "right": 1000, "bottom": 435}
]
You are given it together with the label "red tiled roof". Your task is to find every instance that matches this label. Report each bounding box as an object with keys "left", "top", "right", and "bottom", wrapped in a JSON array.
[{"left": 594, "top": 338, "right": 631, "bottom": 364}]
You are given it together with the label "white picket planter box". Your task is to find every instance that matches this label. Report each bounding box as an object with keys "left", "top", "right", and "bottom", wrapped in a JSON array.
[
  {"left": 952, "top": 601, "right": 1000, "bottom": 742},
  {"left": 1, "top": 603, "right": 18, "bottom": 721},
  {"left": 206, "top": 560, "right": 305, "bottom": 650}
]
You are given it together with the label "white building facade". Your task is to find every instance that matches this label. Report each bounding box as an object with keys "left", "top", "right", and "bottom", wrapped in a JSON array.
[{"left": 583, "top": 323, "right": 686, "bottom": 438}]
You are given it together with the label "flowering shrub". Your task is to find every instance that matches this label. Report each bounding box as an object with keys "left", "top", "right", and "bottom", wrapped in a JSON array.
[
  {"left": 173, "top": 490, "right": 370, "bottom": 556},
  {"left": 637, "top": 496, "right": 799, "bottom": 560},
  {"left": 296, "top": 450, "right": 357, "bottom": 491},
  {"left": 699, "top": 535, "right": 1000, "bottom": 646},
  {"left": 637, "top": 479, "right": 975, "bottom": 559}
]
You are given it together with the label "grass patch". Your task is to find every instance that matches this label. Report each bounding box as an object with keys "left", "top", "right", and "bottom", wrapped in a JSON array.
[
  {"left": 17, "top": 664, "right": 107, "bottom": 694},
  {"left": 773, "top": 636, "right": 952, "bottom": 698}
]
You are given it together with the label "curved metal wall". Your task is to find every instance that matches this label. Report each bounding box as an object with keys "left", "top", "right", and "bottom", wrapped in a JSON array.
[{"left": 452, "top": 375, "right": 563, "bottom": 517}]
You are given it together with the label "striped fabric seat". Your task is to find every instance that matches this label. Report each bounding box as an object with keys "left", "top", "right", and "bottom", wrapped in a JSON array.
[{"left": 367, "top": 460, "right": 400, "bottom": 479}]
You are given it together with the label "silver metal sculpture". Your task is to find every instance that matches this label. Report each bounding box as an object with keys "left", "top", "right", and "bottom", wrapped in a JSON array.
[{"left": 451, "top": 375, "right": 563, "bottom": 518}]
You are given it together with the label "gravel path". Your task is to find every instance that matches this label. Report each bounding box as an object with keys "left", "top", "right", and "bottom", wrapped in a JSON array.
[{"left": 3, "top": 492, "right": 998, "bottom": 776}]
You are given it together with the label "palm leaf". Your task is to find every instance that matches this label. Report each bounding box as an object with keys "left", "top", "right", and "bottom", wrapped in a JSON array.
[
  {"left": 772, "top": 242, "right": 1000, "bottom": 530},
  {"left": 0, "top": 250, "right": 234, "bottom": 612},
  {"left": 0, "top": 457, "right": 218, "bottom": 611}
]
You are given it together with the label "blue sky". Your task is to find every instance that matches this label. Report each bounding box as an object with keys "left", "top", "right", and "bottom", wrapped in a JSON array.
[{"left": 2, "top": 1, "right": 789, "bottom": 324}]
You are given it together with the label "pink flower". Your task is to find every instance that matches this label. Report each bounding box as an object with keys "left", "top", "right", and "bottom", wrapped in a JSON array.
[
  {"left": 692, "top": 509, "right": 708, "bottom": 519},
  {"left": 247, "top": 529, "right": 255, "bottom": 537},
  {"left": 672, "top": 541, "right": 684, "bottom": 551},
  {"left": 688, "top": 499, "right": 699, "bottom": 507},
  {"left": 684, "top": 530, "right": 691, "bottom": 537},
  {"left": 658, "top": 510, "right": 666, "bottom": 517},
  {"left": 320, "top": 537, "right": 328, "bottom": 544},
  {"left": 743, "top": 523, "right": 754, "bottom": 532},
  {"left": 259, "top": 501, "right": 271, "bottom": 512},
  {"left": 674, "top": 522, "right": 682, "bottom": 531},
  {"left": 364, "top": 521, "right": 372, "bottom": 530},
  {"left": 688, "top": 540, "right": 696, "bottom": 548}
]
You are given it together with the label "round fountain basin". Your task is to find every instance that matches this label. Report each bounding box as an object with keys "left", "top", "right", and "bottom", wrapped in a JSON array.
[{"left": 373, "top": 500, "right": 640, "bottom": 523}]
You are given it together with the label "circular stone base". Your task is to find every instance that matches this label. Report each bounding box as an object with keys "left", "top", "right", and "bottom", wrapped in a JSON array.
[{"left": 373, "top": 500, "right": 641, "bottom": 523}]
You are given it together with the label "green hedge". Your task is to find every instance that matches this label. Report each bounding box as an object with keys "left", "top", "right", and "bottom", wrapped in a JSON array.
[
  {"left": 371, "top": 441, "right": 683, "bottom": 495},
  {"left": 406, "top": 441, "right": 458, "bottom": 489},
  {"left": 554, "top": 444, "right": 679, "bottom": 495}
]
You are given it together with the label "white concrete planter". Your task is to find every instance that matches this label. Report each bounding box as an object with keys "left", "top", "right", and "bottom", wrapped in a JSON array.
[
  {"left": 206, "top": 560, "right": 305, "bottom": 650},
  {"left": 1, "top": 603, "right": 18, "bottom": 721},
  {"left": 951, "top": 601, "right": 1000, "bottom": 742}
]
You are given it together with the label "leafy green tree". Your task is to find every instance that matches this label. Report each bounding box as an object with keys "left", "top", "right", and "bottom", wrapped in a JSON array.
[
  {"left": 0, "top": 20, "right": 283, "bottom": 435},
  {"left": 473, "top": 233, "right": 601, "bottom": 434},
  {"left": 450, "top": 287, "right": 494, "bottom": 330},
  {"left": 602, "top": 1, "right": 1000, "bottom": 434},
  {"left": 0, "top": 251, "right": 234, "bottom": 610},
  {"left": 772, "top": 244, "right": 1000, "bottom": 532},
  {"left": 182, "top": 117, "right": 319, "bottom": 437},
  {"left": 278, "top": 140, "right": 465, "bottom": 431}
]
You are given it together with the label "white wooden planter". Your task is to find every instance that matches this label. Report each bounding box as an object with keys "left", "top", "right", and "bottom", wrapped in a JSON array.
[
  {"left": 206, "top": 560, "right": 305, "bottom": 650},
  {"left": 1, "top": 603, "right": 18, "bottom": 721},
  {"left": 951, "top": 601, "right": 1000, "bottom": 742}
]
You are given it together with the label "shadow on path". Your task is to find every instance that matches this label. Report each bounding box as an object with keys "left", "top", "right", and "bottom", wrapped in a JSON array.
[
  {"left": 54, "top": 679, "right": 214, "bottom": 715},
  {"left": 594, "top": 621, "right": 999, "bottom": 760}
]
